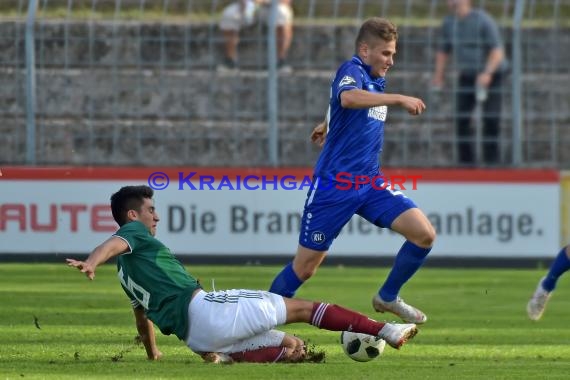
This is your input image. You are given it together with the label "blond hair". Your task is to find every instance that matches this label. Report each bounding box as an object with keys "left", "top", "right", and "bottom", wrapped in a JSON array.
[{"left": 355, "top": 17, "right": 398, "bottom": 52}]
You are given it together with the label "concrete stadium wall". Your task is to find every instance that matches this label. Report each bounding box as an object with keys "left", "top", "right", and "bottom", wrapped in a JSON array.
[{"left": 1, "top": 22, "right": 569, "bottom": 166}]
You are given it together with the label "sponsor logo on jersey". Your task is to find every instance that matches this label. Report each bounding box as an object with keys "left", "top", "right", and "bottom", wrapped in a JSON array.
[
  {"left": 368, "top": 105, "right": 388, "bottom": 121},
  {"left": 338, "top": 75, "right": 356, "bottom": 88}
]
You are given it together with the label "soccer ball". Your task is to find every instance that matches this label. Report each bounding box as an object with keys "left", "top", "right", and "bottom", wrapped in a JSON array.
[{"left": 340, "top": 331, "right": 386, "bottom": 362}]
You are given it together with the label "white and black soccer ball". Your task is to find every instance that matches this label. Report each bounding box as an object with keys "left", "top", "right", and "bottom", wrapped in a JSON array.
[{"left": 340, "top": 331, "right": 386, "bottom": 362}]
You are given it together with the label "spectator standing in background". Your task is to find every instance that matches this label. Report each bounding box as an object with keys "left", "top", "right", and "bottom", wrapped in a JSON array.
[
  {"left": 432, "top": 0, "right": 508, "bottom": 166},
  {"left": 218, "top": 0, "right": 293, "bottom": 73}
]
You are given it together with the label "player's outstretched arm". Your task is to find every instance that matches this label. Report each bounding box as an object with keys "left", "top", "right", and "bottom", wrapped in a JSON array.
[
  {"left": 133, "top": 306, "right": 162, "bottom": 360},
  {"left": 66, "top": 236, "right": 129, "bottom": 280},
  {"left": 340, "top": 89, "right": 425, "bottom": 115}
]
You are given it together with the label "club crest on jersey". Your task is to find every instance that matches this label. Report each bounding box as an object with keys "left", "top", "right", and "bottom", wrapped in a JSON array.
[
  {"left": 368, "top": 105, "right": 387, "bottom": 121},
  {"left": 311, "top": 231, "right": 326, "bottom": 244},
  {"left": 338, "top": 75, "right": 356, "bottom": 88}
]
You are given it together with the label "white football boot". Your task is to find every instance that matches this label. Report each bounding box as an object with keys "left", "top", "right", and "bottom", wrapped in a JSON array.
[
  {"left": 377, "top": 322, "right": 418, "bottom": 349},
  {"left": 373, "top": 295, "right": 427, "bottom": 324},
  {"left": 527, "top": 277, "right": 552, "bottom": 321}
]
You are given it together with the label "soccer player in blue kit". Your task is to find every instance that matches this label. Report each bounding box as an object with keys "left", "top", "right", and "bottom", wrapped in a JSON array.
[{"left": 269, "top": 17, "right": 435, "bottom": 324}]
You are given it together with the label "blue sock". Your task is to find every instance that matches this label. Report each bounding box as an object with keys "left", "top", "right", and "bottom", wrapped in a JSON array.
[
  {"left": 269, "top": 262, "right": 303, "bottom": 298},
  {"left": 379, "top": 241, "right": 431, "bottom": 302},
  {"left": 542, "top": 247, "right": 570, "bottom": 292}
]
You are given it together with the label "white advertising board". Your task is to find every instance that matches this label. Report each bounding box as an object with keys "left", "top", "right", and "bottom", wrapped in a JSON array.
[{"left": 0, "top": 168, "right": 560, "bottom": 257}]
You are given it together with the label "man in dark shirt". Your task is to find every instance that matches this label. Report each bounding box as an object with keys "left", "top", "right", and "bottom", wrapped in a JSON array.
[{"left": 433, "top": 0, "right": 508, "bottom": 166}]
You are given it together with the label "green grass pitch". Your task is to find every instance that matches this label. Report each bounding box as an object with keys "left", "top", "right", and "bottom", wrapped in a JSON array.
[{"left": 1, "top": 263, "right": 569, "bottom": 379}]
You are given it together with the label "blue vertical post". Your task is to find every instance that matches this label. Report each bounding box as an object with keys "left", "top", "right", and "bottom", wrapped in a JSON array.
[{"left": 25, "top": 0, "right": 38, "bottom": 165}]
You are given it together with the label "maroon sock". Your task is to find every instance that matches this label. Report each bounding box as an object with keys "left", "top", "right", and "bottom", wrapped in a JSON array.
[
  {"left": 229, "top": 347, "right": 287, "bottom": 363},
  {"left": 310, "top": 303, "right": 385, "bottom": 336}
]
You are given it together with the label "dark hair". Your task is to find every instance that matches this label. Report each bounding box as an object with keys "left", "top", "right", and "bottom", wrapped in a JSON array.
[
  {"left": 110, "top": 185, "right": 154, "bottom": 226},
  {"left": 355, "top": 17, "right": 398, "bottom": 52}
]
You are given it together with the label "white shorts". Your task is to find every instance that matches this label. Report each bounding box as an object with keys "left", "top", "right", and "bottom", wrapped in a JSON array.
[
  {"left": 185, "top": 289, "right": 287, "bottom": 354},
  {"left": 219, "top": 1, "right": 293, "bottom": 31}
]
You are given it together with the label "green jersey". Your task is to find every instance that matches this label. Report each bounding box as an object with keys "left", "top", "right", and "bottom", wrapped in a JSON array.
[{"left": 114, "top": 221, "right": 201, "bottom": 340}]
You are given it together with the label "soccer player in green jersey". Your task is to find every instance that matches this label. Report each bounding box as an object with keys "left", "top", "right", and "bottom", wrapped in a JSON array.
[{"left": 67, "top": 185, "right": 418, "bottom": 363}]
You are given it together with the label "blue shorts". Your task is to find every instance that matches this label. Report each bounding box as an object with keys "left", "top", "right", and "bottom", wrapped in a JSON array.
[{"left": 298, "top": 176, "right": 417, "bottom": 251}]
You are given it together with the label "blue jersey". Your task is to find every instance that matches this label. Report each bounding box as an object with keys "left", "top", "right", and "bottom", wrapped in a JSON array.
[{"left": 314, "top": 55, "right": 388, "bottom": 182}]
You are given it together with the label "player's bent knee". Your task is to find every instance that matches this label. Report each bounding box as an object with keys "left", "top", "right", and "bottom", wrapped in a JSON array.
[
  {"left": 418, "top": 229, "right": 436, "bottom": 247},
  {"left": 422, "top": 227, "right": 436, "bottom": 247},
  {"left": 409, "top": 226, "right": 436, "bottom": 248},
  {"left": 423, "top": 226, "right": 437, "bottom": 246}
]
